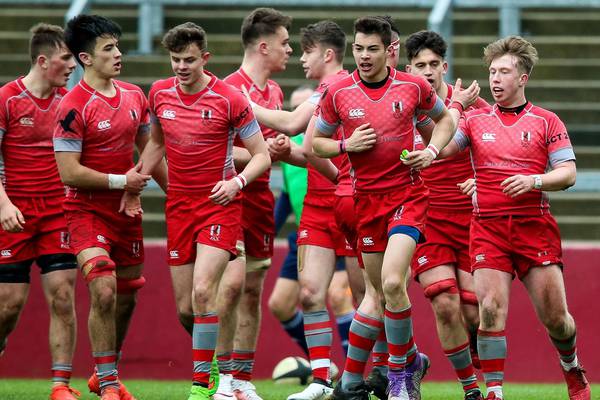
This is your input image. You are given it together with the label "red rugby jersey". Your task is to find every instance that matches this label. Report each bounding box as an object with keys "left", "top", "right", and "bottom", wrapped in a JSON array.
[
  {"left": 0, "top": 78, "right": 66, "bottom": 197},
  {"left": 149, "top": 73, "right": 259, "bottom": 193},
  {"left": 454, "top": 102, "right": 575, "bottom": 216},
  {"left": 316, "top": 68, "right": 444, "bottom": 193},
  {"left": 415, "top": 83, "right": 490, "bottom": 211},
  {"left": 53, "top": 79, "right": 150, "bottom": 198},
  {"left": 224, "top": 68, "right": 283, "bottom": 192},
  {"left": 306, "top": 70, "right": 349, "bottom": 197}
]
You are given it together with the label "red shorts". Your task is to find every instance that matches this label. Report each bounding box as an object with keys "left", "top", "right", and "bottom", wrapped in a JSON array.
[
  {"left": 0, "top": 196, "right": 72, "bottom": 263},
  {"left": 354, "top": 184, "right": 429, "bottom": 253},
  {"left": 298, "top": 193, "right": 353, "bottom": 257},
  {"left": 470, "top": 213, "right": 563, "bottom": 279},
  {"left": 334, "top": 195, "right": 360, "bottom": 258},
  {"left": 64, "top": 194, "right": 144, "bottom": 267},
  {"left": 239, "top": 189, "right": 274, "bottom": 259},
  {"left": 166, "top": 191, "right": 241, "bottom": 266},
  {"left": 412, "top": 209, "right": 471, "bottom": 279}
]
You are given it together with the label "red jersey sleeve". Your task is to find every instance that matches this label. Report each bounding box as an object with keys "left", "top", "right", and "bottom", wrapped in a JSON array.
[
  {"left": 545, "top": 112, "right": 575, "bottom": 167},
  {"left": 415, "top": 76, "right": 444, "bottom": 118},
  {"left": 315, "top": 88, "right": 339, "bottom": 137},
  {"left": 53, "top": 101, "right": 85, "bottom": 152},
  {"left": 230, "top": 90, "right": 260, "bottom": 140}
]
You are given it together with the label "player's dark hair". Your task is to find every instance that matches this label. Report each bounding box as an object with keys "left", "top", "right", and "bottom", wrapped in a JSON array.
[
  {"left": 29, "top": 23, "right": 66, "bottom": 64},
  {"left": 162, "top": 22, "right": 207, "bottom": 53},
  {"left": 353, "top": 16, "right": 392, "bottom": 48},
  {"left": 300, "top": 21, "right": 346, "bottom": 63},
  {"left": 405, "top": 30, "right": 447, "bottom": 62},
  {"left": 241, "top": 8, "right": 292, "bottom": 49},
  {"left": 65, "top": 14, "right": 122, "bottom": 67},
  {"left": 376, "top": 15, "right": 400, "bottom": 38},
  {"left": 484, "top": 35, "right": 538, "bottom": 75}
]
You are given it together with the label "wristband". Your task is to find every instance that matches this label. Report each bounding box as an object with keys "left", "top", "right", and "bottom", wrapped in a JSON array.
[
  {"left": 108, "top": 174, "right": 127, "bottom": 190},
  {"left": 339, "top": 139, "right": 346, "bottom": 154},
  {"left": 426, "top": 143, "right": 440, "bottom": 160},
  {"left": 234, "top": 177, "right": 244, "bottom": 190},
  {"left": 238, "top": 173, "right": 248, "bottom": 187},
  {"left": 532, "top": 174, "right": 543, "bottom": 190}
]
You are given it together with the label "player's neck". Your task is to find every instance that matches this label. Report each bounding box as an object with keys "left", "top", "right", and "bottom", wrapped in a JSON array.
[
  {"left": 498, "top": 92, "right": 527, "bottom": 109},
  {"left": 21, "top": 70, "right": 54, "bottom": 99},
  {"left": 240, "top": 57, "right": 272, "bottom": 90},
  {"left": 83, "top": 69, "right": 116, "bottom": 97},
  {"left": 179, "top": 71, "right": 210, "bottom": 95},
  {"left": 321, "top": 62, "right": 344, "bottom": 80}
]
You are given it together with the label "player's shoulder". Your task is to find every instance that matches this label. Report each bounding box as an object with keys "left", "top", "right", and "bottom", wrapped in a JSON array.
[
  {"left": 390, "top": 68, "right": 428, "bottom": 87},
  {"left": 211, "top": 76, "right": 245, "bottom": 100},
  {"left": 528, "top": 103, "right": 561, "bottom": 123},
  {"left": 324, "top": 72, "right": 357, "bottom": 96},
  {"left": 115, "top": 79, "right": 146, "bottom": 97},
  {"left": 464, "top": 104, "right": 493, "bottom": 120},
  {"left": 0, "top": 79, "right": 22, "bottom": 99},
  {"left": 149, "top": 77, "right": 177, "bottom": 97},
  {"left": 59, "top": 83, "right": 92, "bottom": 111},
  {"left": 223, "top": 69, "right": 243, "bottom": 85}
]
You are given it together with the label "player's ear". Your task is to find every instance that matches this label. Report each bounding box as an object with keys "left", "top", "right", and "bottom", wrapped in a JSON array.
[
  {"left": 201, "top": 51, "right": 211, "bottom": 63},
  {"left": 36, "top": 54, "right": 49, "bottom": 69},
  {"left": 442, "top": 61, "right": 448, "bottom": 75},
  {"left": 519, "top": 73, "right": 529, "bottom": 86},
  {"left": 323, "top": 48, "right": 334, "bottom": 63},
  {"left": 258, "top": 41, "right": 269, "bottom": 55},
  {"left": 405, "top": 64, "right": 412, "bottom": 73},
  {"left": 78, "top": 51, "right": 93, "bottom": 67}
]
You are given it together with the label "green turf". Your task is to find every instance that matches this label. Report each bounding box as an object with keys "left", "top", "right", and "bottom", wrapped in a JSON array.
[{"left": 0, "top": 378, "right": 597, "bottom": 399}]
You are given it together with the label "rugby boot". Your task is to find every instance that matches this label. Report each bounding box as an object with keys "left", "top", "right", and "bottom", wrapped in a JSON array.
[
  {"left": 365, "top": 368, "right": 388, "bottom": 400},
  {"left": 483, "top": 393, "right": 500, "bottom": 399},
  {"left": 49, "top": 385, "right": 81, "bottom": 400},
  {"left": 213, "top": 373, "right": 235, "bottom": 400},
  {"left": 100, "top": 387, "right": 120, "bottom": 400},
  {"left": 387, "top": 370, "right": 408, "bottom": 400},
  {"left": 329, "top": 381, "right": 371, "bottom": 400},
  {"left": 188, "top": 385, "right": 211, "bottom": 400},
  {"left": 563, "top": 365, "right": 591, "bottom": 400},
  {"left": 208, "top": 354, "right": 220, "bottom": 396},
  {"left": 232, "top": 379, "right": 264, "bottom": 400},
  {"left": 404, "top": 353, "right": 430, "bottom": 400},
  {"left": 287, "top": 378, "right": 333, "bottom": 400},
  {"left": 464, "top": 389, "right": 484, "bottom": 400},
  {"left": 88, "top": 372, "right": 136, "bottom": 400}
]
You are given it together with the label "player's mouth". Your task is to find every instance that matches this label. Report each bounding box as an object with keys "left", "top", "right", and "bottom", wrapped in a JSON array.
[
  {"left": 177, "top": 73, "right": 190, "bottom": 81},
  {"left": 113, "top": 62, "right": 121, "bottom": 70},
  {"left": 359, "top": 63, "right": 373, "bottom": 72},
  {"left": 427, "top": 78, "right": 435, "bottom": 84},
  {"left": 492, "top": 87, "right": 504, "bottom": 96}
]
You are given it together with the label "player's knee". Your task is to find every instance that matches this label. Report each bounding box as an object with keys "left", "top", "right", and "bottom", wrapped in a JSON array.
[
  {"left": 542, "top": 311, "right": 574, "bottom": 337},
  {"left": 382, "top": 275, "right": 407, "bottom": 298},
  {"left": 0, "top": 297, "right": 26, "bottom": 321},
  {"left": 459, "top": 289, "right": 479, "bottom": 306},
  {"left": 479, "top": 297, "right": 506, "bottom": 330},
  {"left": 49, "top": 285, "right": 75, "bottom": 319},
  {"left": 327, "top": 287, "right": 352, "bottom": 314},
  {"left": 268, "top": 294, "right": 292, "bottom": 321},
  {"left": 91, "top": 283, "right": 117, "bottom": 314},
  {"left": 81, "top": 255, "right": 116, "bottom": 284},
  {"left": 431, "top": 294, "right": 462, "bottom": 326},
  {"left": 192, "top": 284, "right": 215, "bottom": 309},
  {"left": 221, "top": 280, "right": 244, "bottom": 305},
  {"left": 116, "top": 276, "right": 146, "bottom": 295},
  {"left": 299, "top": 280, "right": 321, "bottom": 310}
]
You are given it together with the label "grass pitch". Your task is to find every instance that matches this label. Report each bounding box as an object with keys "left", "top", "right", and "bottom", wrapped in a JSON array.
[{"left": 0, "top": 378, "right": 597, "bottom": 399}]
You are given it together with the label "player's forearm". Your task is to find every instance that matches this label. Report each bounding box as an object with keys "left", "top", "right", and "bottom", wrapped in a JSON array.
[
  {"left": 429, "top": 110, "right": 456, "bottom": 154},
  {"left": 0, "top": 184, "right": 12, "bottom": 207},
  {"left": 254, "top": 102, "right": 312, "bottom": 136},
  {"left": 280, "top": 144, "right": 307, "bottom": 167},
  {"left": 139, "top": 139, "right": 166, "bottom": 178},
  {"left": 238, "top": 152, "right": 271, "bottom": 184},
  {"left": 56, "top": 160, "right": 114, "bottom": 190},
  {"left": 313, "top": 136, "right": 341, "bottom": 158},
  {"left": 536, "top": 162, "right": 576, "bottom": 191},
  {"left": 234, "top": 146, "right": 252, "bottom": 170},
  {"left": 151, "top": 160, "right": 169, "bottom": 193}
]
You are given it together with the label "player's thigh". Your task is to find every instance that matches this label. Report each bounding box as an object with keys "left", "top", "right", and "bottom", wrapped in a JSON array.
[
  {"left": 381, "top": 233, "right": 417, "bottom": 286},
  {"left": 40, "top": 267, "right": 77, "bottom": 305},
  {"left": 269, "top": 277, "right": 300, "bottom": 317},
  {"left": 456, "top": 268, "right": 476, "bottom": 293},
  {"left": 522, "top": 264, "right": 570, "bottom": 323},
  {"left": 473, "top": 268, "right": 512, "bottom": 328},
  {"left": 0, "top": 281, "right": 29, "bottom": 316},
  {"left": 193, "top": 243, "right": 231, "bottom": 288},
  {"left": 298, "top": 244, "right": 336, "bottom": 296},
  {"left": 76, "top": 247, "right": 110, "bottom": 267}
]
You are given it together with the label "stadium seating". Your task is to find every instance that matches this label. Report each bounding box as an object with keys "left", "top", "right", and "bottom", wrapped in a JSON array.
[{"left": 0, "top": 3, "right": 598, "bottom": 238}]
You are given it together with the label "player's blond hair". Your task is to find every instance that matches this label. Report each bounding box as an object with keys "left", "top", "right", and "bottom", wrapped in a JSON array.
[{"left": 483, "top": 36, "right": 538, "bottom": 75}]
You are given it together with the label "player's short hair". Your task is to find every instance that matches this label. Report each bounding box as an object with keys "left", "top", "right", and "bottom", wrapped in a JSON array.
[
  {"left": 162, "top": 22, "right": 207, "bottom": 53},
  {"left": 353, "top": 16, "right": 392, "bottom": 48},
  {"left": 29, "top": 23, "right": 66, "bottom": 64},
  {"left": 300, "top": 21, "right": 346, "bottom": 63},
  {"left": 483, "top": 36, "right": 538, "bottom": 75},
  {"left": 376, "top": 15, "right": 400, "bottom": 38},
  {"left": 405, "top": 30, "right": 447, "bottom": 62},
  {"left": 65, "top": 14, "right": 122, "bottom": 67},
  {"left": 241, "top": 8, "right": 292, "bottom": 49}
]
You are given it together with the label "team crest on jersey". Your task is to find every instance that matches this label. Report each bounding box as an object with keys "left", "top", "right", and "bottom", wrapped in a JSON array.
[
  {"left": 60, "top": 231, "right": 71, "bottom": 249},
  {"left": 162, "top": 109, "right": 176, "bottom": 120},
  {"left": 482, "top": 132, "right": 496, "bottom": 142},
  {"left": 1, "top": 249, "right": 12, "bottom": 257},
  {"left": 130, "top": 109, "right": 138, "bottom": 121},
  {"left": 210, "top": 224, "right": 221, "bottom": 241},
  {"left": 417, "top": 256, "right": 428, "bottom": 266},
  {"left": 19, "top": 117, "right": 34, "bottom": 127},
  {"left": 520, "top": 131, "right": 531, "bottom": 147},
  {"left": 201, "top": 109, "right": 212, "bottom": 124},
  {"left": 414, "top": 134, "right": 423, "bottom": 145},
  {"left": 392, "top": 101, "right": 403, "bottom": 119}
]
